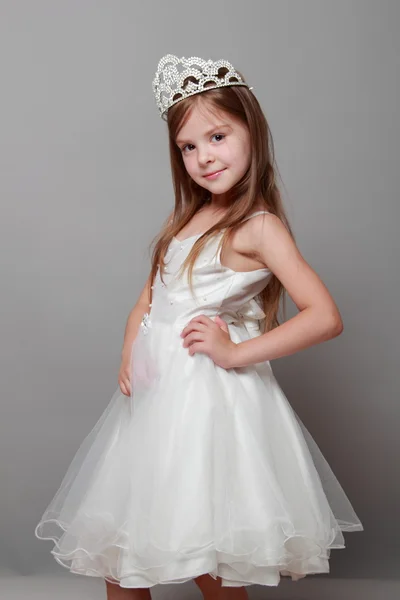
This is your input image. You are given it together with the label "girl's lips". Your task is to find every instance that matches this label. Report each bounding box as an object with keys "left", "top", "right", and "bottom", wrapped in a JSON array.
[{"left": 203, "top": 168, "right": 226, "bottom": 180}]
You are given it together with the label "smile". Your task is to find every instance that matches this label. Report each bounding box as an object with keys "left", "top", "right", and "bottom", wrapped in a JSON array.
[{"left": 203, "top": 168, "right": 226, "bottom": 180}]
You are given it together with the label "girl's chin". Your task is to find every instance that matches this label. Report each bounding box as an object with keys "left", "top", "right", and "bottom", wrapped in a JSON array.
[{"left": 200, "top": 179, "right": 231, "bottom": 190}]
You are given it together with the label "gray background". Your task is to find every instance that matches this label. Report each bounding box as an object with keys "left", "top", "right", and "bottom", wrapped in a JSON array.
[{"left": 1, "top": 0, "right": 399, "bottom": 598}]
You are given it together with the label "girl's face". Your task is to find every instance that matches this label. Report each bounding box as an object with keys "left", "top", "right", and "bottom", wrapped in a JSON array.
[{"left": 175, "top": 102, "right": 251, "bottom": 202}]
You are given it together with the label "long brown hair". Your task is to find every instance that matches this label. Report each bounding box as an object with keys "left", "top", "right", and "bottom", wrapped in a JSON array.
[{"left": 149, "top": 77, "right": 295, "bottom": 332}]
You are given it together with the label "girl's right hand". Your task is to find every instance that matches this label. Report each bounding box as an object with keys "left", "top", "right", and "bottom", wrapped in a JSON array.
[{"left": 118, "top": 356, "right": 132, "bottom": 397}]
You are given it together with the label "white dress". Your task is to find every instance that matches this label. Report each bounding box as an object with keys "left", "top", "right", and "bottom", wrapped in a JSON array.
[{"left": 35, "top": 211, "right": 363, "bottom": 588}]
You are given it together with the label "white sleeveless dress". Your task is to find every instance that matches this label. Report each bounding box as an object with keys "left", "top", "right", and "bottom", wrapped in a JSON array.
[{"left": 35, "top": 211, "right": 363, "bottom": 588}]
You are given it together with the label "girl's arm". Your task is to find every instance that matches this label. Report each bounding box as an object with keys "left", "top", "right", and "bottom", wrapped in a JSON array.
[
  {"left": 121, "top": 273, "right": 152, "bottom": 362},
  {"left": 232, "top": 213, "right": 343, "bottom": 368}
]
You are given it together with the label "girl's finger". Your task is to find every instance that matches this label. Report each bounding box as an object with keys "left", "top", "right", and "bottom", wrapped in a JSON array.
[
  {"left": 120, "top": 379, "right": 131, "bottom": 397},
  {"left": 183, "top": 332, "right": 205, "bottom": 347},
  {"left": 188, "top": 341, "right": 207, "bottom": 356},
  {"left": 214, "top": 315, "right": 229, "bottom": 333},
  {"left": 189, "top": 314, "right": 213, "bottom": 327},
  {"left": 181, "top": 322, "right": 208, "bottom": 337}
]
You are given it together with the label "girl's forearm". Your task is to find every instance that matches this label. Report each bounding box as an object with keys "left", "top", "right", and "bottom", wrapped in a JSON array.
[
  {"left": 121, "top": 302, "right": 150, "bottom": 361},
  {"left": 232, "top": 307, "right": 343, "bottom": 368}
]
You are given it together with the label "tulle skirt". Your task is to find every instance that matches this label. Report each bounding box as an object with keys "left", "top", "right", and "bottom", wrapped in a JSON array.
[{"left": 35, "top": 320, "right": 363, "bottom": 588}]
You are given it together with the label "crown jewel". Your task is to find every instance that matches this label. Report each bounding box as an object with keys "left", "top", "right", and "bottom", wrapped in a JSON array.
[{"left": 152, "top": 54, "right": 251, "bottom": 120}]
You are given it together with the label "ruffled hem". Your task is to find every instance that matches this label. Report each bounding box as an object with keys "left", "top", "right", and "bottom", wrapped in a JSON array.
[
  {"left": 34, "top": 327, "right": 364, "bottom": 588},
  {"left": 34, "top": 515, "right": 362, "bottom": 588}
]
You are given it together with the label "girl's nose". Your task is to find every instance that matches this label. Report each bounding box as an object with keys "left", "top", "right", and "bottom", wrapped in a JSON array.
[{"left": 197, "top": 147, "right": 214, "bottom": 166}]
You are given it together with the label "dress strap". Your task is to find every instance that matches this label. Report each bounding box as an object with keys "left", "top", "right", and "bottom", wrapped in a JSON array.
[{"left": 241, "top": 210, "right": 271, "bottom": 223}]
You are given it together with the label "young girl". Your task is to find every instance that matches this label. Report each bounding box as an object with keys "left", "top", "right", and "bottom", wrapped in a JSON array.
[{"left": 35, "top": 54, "right": 363, "bottom": 599}]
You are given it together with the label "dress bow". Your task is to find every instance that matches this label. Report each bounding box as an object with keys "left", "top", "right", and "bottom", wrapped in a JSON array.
[{"left": 218, "top": 298, "right": 266, "bottom": 336}]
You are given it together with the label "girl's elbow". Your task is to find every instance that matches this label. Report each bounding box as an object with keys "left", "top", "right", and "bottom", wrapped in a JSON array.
[
  {"left": 334, "top": 318, "right": 344, "bottom": 337},
  {"left": 328, "top": 313, "right": 344, "bottom": 338},
  {"left": 314, "top": 306, "right": 343, "bottom": 339}
]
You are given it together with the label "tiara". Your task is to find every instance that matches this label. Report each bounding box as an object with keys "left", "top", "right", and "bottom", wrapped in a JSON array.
[{"left": 152, "top": 54, "right": 252, "bottom": 120}]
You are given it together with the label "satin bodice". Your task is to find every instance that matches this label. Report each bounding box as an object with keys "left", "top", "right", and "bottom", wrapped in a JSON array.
[{"left": 149, "top": 213, "right": 273, "bottom": 333}]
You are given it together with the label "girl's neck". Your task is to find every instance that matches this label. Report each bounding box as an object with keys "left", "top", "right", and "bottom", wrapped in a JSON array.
[
  {"left": 198, "top": 202, "right": 228, "bottom": 219},
  {"left": 204, "top": 191, "right": 233, "bottom": 210}
]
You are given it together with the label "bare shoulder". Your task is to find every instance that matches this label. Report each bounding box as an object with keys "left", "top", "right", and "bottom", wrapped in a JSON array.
[
  {"left": 247, "top": 211, "right": 283, "bottom": 230},
  {"left": 226, "top": 211, "right": 290, "bottom": 271},
  {"left": 244, "top": 211, "right": 305, "bottom": 276},
  {"left": 243, "top": 211, "right": 290, "bottom": 253}
]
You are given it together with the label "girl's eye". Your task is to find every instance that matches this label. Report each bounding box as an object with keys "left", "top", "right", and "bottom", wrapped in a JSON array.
[
  {"left": 181, "top": 144, "right": 194, "bottom": 153},
  {"left": 180, "top": 134, "right": 225, "bottom": 153}
]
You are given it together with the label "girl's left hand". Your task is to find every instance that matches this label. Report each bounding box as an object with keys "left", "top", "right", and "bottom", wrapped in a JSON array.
[{"left": 180, "top": 315, "right": 237, "bottom": 369}]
